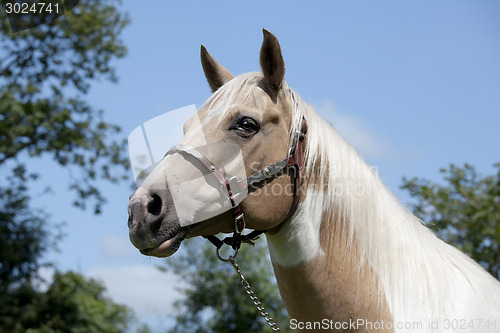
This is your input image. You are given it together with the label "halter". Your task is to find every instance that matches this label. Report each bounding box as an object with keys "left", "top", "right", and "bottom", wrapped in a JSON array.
[{"left": 166, "top": 117, "right": 308, "bottom": 256}]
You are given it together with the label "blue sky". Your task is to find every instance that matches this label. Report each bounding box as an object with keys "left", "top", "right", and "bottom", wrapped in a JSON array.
[{"left": 18, "top": 0, "right": 500, "bottom": 331}]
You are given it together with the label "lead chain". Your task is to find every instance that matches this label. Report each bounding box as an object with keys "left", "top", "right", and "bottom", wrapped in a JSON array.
[{"left": 230, "top": 258, "right": 281, "bottom": 332}]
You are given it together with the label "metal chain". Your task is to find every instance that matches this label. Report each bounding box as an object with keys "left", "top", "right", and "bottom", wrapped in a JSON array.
[{"left": 229, "top": 257, "right": 281, "bottom": 332}]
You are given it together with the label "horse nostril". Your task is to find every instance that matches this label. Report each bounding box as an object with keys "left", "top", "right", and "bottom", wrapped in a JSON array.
[{"left": 147, "top": 194, "right": 162, "bottom": 215}]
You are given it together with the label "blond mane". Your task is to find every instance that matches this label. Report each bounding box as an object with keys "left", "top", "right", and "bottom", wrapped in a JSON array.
[{"left": 288, "top": 87, "right": 500, "bottom": 328}]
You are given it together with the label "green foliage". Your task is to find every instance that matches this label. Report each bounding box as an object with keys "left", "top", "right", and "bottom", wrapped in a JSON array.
[
  {"left": 0, "top": 0, "right": 130, "bottom": 213},
  {"left": 161, "top": 238, "right": 292, "bottom": 333},
  {"left": 401, "top": 163, "right": 500, "bottom": 279},
  {"left": 0, "top": 0, "right": 129, "bottom": 287},
  {"left": 0, "top": 165, "right": 57, "bottom": 293},
  {"left": 0, "top": 271, "right": 133, "bottom": 333}
]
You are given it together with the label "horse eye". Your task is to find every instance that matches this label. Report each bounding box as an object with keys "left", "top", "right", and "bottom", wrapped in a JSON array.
[{"left": 236, "top": 117, "right": 259, "bottom": 134}]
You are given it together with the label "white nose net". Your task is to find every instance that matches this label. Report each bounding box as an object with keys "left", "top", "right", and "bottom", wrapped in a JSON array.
[{"left": 128, "top": 105, "right": 248, "bottom": 226}]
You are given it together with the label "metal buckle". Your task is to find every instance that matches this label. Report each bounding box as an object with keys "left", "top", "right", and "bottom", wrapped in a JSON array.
[
  {"left": 216, "top": 246, "right": 238, "bottom": 262},
  {"left": 234, "top": 213, "right": 245, "bottom": 234}
]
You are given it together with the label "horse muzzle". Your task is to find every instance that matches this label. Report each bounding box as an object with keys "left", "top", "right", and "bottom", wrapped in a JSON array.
[{"left": 127, "top": 186, "right": 185, "bottom": 258}]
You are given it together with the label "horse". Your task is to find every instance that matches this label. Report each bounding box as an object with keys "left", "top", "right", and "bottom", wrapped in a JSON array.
[{"left": 127, "top": 29, "right": 500, "bottom": 332}]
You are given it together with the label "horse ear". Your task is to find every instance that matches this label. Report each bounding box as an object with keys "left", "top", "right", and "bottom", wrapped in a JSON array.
[
  {"left": 260, "top": 29, "right": 285, "bottom": 92},
  {"left": 200, "top": 45, "right": 235, "bottom": 93}
]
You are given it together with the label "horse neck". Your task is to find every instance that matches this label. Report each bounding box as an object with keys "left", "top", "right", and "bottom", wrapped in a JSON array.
[
  {"left": 266, "top": 183, "right": 394, "bottom": 329},
  {"left": 265, "top": 114, "right": 395, "bottom": 328}
]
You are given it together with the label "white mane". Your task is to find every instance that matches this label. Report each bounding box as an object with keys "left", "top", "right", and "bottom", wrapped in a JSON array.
[{"left": 289, "top": 90, "right": 500, "bottom": 330}]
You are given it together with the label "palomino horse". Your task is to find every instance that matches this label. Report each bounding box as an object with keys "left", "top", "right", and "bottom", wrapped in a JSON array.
[{"left": 128, "top": 29, "right": 500, "bottom": 332}]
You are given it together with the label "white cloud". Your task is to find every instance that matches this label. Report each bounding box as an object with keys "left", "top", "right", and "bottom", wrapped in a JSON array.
[
  {"left": 315, "top": 101, "right": 399, "bottom": 159},
  {"left": 87, "top": 265, "right": 185, "bottom": 331}
]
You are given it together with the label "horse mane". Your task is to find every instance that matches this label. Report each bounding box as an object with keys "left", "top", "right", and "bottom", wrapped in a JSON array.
[{"left": 287, "top": 88, "right": 500, "bottom": 324}]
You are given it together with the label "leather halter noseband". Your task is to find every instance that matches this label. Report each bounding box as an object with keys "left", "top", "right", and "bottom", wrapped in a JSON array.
[{"left": 166, "top": 117, "right": 308, "bottom": 254}]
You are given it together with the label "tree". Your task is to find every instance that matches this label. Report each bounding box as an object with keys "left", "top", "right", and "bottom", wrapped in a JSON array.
[
  {"left": 161, "top": 238, "right": 292, "bottom": 333},
  {"left": 0, "top": 0, "right": 137, "bottom": 331},
  {"left": 0, "top": 0, "right": 128, "bottom": 286},
  {"left": 1, "top": 271, "right": 133, "bottom": 333},
  {"left": 401, "top": 163, "right": 500, "bottom": 279},
  {"left": 0, "top": 165, "right": 54, "bottom": 293}
]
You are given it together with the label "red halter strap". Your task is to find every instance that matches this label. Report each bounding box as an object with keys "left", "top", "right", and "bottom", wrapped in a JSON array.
[{"left": 203, "top": 117, "right": 308, "bottom": 251}]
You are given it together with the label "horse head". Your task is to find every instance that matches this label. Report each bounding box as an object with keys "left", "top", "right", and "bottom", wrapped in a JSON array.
[{"left": 127, "top": 29, "right": 302, "bottom": 258}]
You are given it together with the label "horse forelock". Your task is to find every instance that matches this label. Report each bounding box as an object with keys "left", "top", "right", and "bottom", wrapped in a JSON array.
[{"left": 200, "top": 73, "right": 262, "bottom": 128}]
